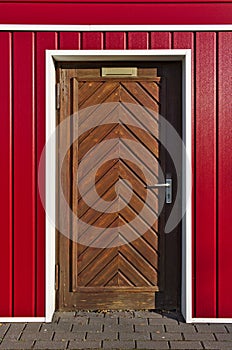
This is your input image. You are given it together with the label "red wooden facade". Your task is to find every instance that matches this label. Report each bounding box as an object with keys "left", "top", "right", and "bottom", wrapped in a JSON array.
[{"left": 0, "top": 1, "right": 232, "bottom": 319}]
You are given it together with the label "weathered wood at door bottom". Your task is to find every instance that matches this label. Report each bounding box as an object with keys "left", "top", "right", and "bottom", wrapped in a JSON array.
[
  {"left": 72, "top": 287, "right": 159, "bottom": 292},
  {"left": 61, "top": 292, "right": 157, "bottom": 310}
]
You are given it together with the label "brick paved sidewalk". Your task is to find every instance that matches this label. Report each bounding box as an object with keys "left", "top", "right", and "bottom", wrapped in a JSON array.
[{"left": 0, "top": 310, "right": 232, "bottom": 349}]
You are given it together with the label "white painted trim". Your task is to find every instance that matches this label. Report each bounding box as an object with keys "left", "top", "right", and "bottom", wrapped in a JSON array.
[
  {"left": 45, "top": 49, "right": 192, "bottom": 322},
  {"left": 50, "top": 49, "right": 189, "bottom": 61},
  {"left": 45, "top": 53, "right": 57, "bottom": 323},
  {"left": 0, "top": 24, "right": 232, "bottom": 31},
  {"left": 181, "top": 49, "right": 192, "bottom": 323},
  {"left": 192, "top": 318, "right": 232, "bottom": 323},
  {"left": 0, "top": 318, "right": 46, "bottom": 322}
]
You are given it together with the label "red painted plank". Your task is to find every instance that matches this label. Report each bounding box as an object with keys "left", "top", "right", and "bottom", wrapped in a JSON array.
[
  {"left": 218, "top": 32, "right": 232, "bottom": 318},
  {"left": 0, "top": 3, "right": 231, "bottom": 24},
  {"left": 128, "top": 32, "right": 149, "bottom": 49},
  {"left": 59, "top": 32, "right": 80, "bottom": 49},
  {"left": 0, "top": 32, "right": 12, "bottom": 317},
  {"left": 150, "top": 32, "right": 171, "bottom": 49},
  {"left": 0, "top": 0, "right": 229, "bottom": 3},
  {"left": 36, "top": 32, "right": 58, "bottom": 317},
  {"left": 82, "top": 32, "right": 103, "bottom": 49},
  {"left": 195, "top": 32, "right": 217, "bottom": 317},
  {"left": 105, "top": 32, "right": 126, "bottom": 50},
  {"left": 173, "top": 32, "right": 196, "bottom": 317},
  {"left": 13, "top": 32, "right": 36, "bottom": 317},
  {"left": 172, "top": 33, "right": 195, "bottom": 137},
  {"left": 173, "top": 32, "right": 194, "bottom": 50}
]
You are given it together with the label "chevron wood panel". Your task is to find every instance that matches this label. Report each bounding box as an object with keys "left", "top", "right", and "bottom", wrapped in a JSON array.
[
  {"left": 55, "top": 70, "right": 167, "bottom": 309},
  {"left": 68, "top": 79, "right": 162, "bottom": 306}
]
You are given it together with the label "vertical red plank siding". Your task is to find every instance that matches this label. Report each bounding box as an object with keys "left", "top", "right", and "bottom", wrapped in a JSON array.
[
  {"left": 0, "top": 26, "right": 231, "bottom": 319},
  {"left": 105, "top": 32, "right": 126, "bottom": 49},
  {"left": 13, "top": 32, "right": 36, "bottom": 316},
  {"left": 36, "top": 32, "right": 58, "bottom": 316},
  {"left": 173, "top": 32, "right": 194, "bottom": 86},
  {"left": 195, "top": 32, "right": 217, "bottom": 317},
  {"left": 59, "top": 32, "right": 80, "bottom": 49},
  {"left": 150, "top": 32, "right": 171, "bottom": 49},
  {"left": 128, "top": 32, "right": 149, "bottom": 49},
  {"left": 82, "top": 32, "right": 103, "bottom": 49},
  {"left": 0, "top": 32, "right": 12, "bottom": 316},
  {"left": 218, "top": 32, "right": 232, "bottom": 318},
  {"left": 172, "top": 33, "right": 194, "bottom": 89}
]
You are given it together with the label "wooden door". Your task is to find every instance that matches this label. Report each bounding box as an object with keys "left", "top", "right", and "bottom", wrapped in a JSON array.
[{"left": 56, "top": 64, "right": 181, "bottom": 310}]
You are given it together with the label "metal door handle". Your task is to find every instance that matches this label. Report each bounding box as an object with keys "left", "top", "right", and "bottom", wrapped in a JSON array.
[
  {"left": 145, "top": 178, "right": 172, "bottom": 204},
  {"left": 146, "top": 183, "right": 170, "bottom": 188}
]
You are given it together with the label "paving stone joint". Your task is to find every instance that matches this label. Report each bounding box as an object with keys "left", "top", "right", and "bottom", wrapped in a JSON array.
[{"left": 0, "top": 311, "right": 231, "bottom": 349}]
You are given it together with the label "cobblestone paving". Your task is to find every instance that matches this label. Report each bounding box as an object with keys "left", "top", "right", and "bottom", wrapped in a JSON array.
[{"left": 0, "top": 310, "right": 232, "bottom": 349}]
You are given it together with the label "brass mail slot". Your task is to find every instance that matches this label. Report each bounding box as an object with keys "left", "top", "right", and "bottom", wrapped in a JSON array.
[{"left": 101, "top": 67, "right": 137, "bottom": 77}]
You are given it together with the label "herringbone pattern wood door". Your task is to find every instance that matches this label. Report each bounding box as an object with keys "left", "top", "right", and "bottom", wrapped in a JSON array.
[
  {"left": 56, "top": 65, "right": 182, "bottom": 310},
  {"left": 66, "top": 79, "right": 163, "bottom": 309},
  {"left": 72, "top": 79, "right": 161, "bottom": 290}
]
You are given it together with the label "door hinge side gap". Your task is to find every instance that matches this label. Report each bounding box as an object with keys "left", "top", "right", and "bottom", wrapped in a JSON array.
[
  {"left": 56, "top": 83, "right": 60, "bottom": 110},
  {"left": 55, "top": 263, "right": 59, "bottom": 291}
]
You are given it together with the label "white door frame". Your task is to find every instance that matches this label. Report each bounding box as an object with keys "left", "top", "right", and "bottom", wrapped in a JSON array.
[{"left": 45, "top": 49, "right": 192, "bottom": 322}]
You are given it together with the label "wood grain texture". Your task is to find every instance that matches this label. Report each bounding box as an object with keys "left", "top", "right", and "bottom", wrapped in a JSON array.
[
  {"left": 56, "top": 67, "right": 75, "bottom": 310},
  {"left": 218, "top": 32, "right": 232, "bottom": 318},
  {"left": 75, "top": 81, "right": 160, "bottom": 289},
  {"left": 13, "top": 32, "right": 36, "bottom": 317},
  {"left": 36, "top": 32, "right": 58, "bottom": 317},
  {"left": 55, "top": 61, "right": 182, "bottom": 312},
  {"left": 195, "top": 32, "right": 217, "bottom": 318},
  {"left": 0, "top": 32, "right": 12, "bottom": 316},
  {"left": 62, "top": 292, "right": 155, "bottom": 310},
  {"left": 57, "top": 76, "right": 164, "bottom": 310}
]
